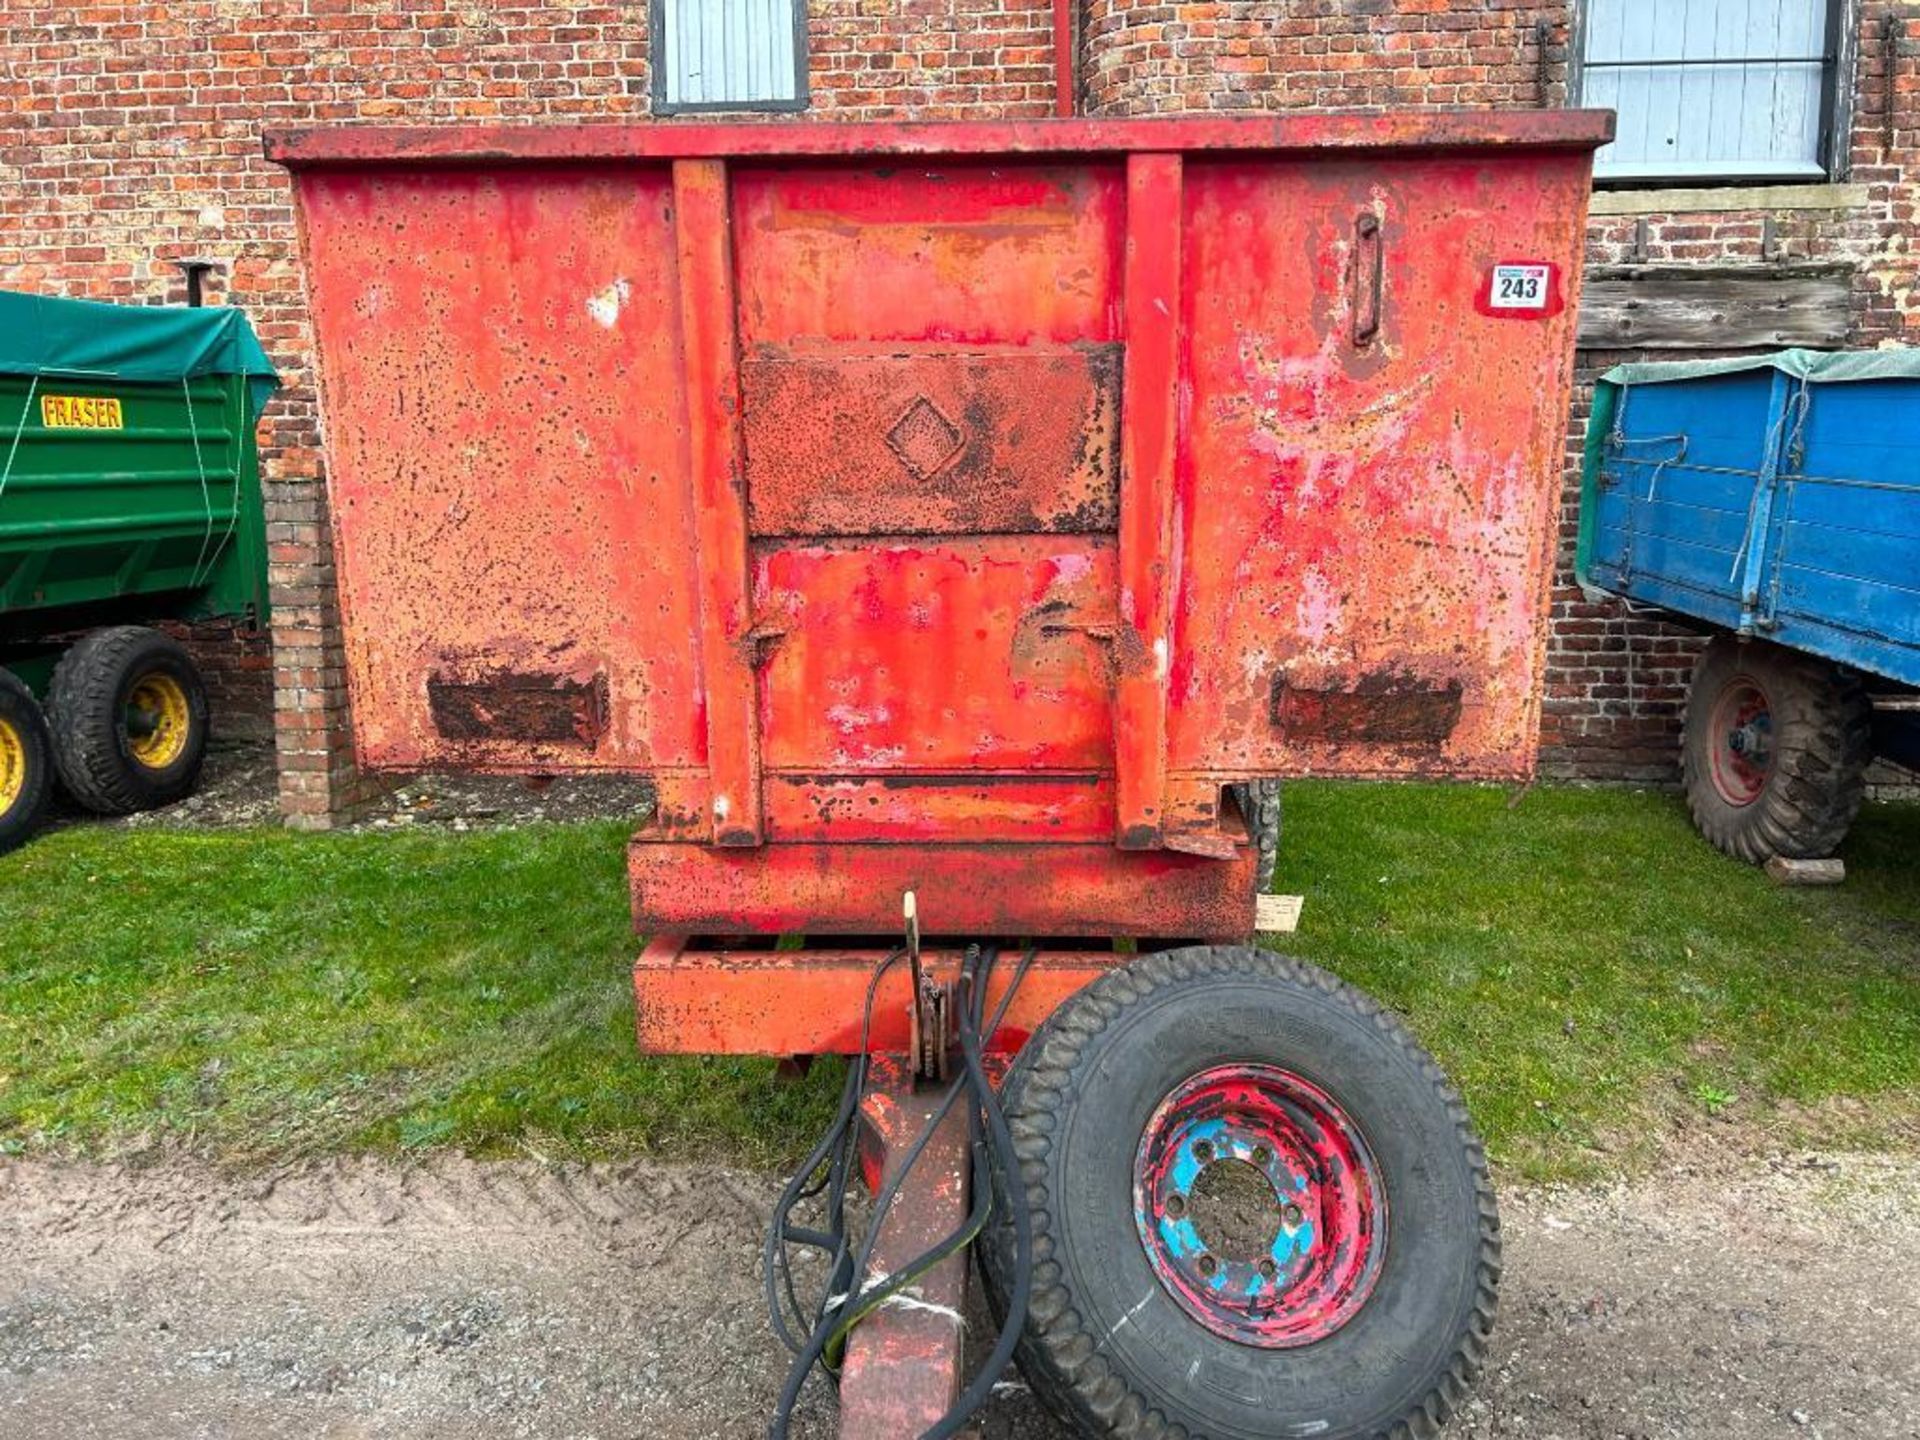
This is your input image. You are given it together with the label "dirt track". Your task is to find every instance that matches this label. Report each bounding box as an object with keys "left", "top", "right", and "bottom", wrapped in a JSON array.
[{"left": 4, "top": 1149, "right": 1918, "bottom": 1440}]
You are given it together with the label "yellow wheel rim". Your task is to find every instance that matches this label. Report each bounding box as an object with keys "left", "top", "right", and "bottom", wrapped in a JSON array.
[
  {"left": 126, "top": 673, "right": 191, "bottom": 770},
  {"left": 0, "top": 715, "right": 24, "bottom": 813}
]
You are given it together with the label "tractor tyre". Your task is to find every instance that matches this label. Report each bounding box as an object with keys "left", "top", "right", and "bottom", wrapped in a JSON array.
[
  {"left": 48, "top": 627, "right": 211, "bottom": 815},
  {"left": 1681, "top": 635, "right": 1871, "bottom": 864},
  {"left": 0, "top": 670, "right": 55, "bottom": 855},
  {"left": 980, "top": 946, "right": 1498, "bottom": 1440}
]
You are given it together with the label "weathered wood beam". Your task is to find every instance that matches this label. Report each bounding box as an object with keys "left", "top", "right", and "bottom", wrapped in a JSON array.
[{"left": 1577, "top": 264, "right": 1852, "bottom": 350}]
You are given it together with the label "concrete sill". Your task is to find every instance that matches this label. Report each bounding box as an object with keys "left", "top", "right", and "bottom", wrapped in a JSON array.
[{"left": 1589, "top": 183, "right": 1872, "bottom": 216}]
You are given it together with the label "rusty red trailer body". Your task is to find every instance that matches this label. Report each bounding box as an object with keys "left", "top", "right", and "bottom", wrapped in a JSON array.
[
  {"left": 270, "top": 108, "right": 1608, "bottom": 953},
  {"left": 274, "top": 114, "right": 1609, "bottom": 1440}
]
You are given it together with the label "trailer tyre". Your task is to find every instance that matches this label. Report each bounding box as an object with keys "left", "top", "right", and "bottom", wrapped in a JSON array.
[
  {"left": 1230, "top": 779, "right": 1282, "bottom": 895},
  {"left": 48, "top": 627, "right": 211, "bottom": 815},
  {"left": 0, "top": 671, "right": 56, "bottom": 854},
  {"left": 1682, "top": 635, "right": 1871, "bottom": 864},
  {"left": 981, "top": 946, "right": 1498, "bottom": 1440}
]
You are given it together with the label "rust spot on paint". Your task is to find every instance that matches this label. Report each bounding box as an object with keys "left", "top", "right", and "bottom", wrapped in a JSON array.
[
  {"left": 1272, "top": 669, "right": 1464, "bottom": 746},
  {"left": 874, "top": 771, "right": 1078, "bottom": 789},
  {"left": 427, "top": 669, "right": 610, "bottom": 746}
]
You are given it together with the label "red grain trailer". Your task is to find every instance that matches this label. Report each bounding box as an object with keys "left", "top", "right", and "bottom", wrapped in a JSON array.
[{"left": 270, "top": 111, "right": 1609, "bottom": 1440}]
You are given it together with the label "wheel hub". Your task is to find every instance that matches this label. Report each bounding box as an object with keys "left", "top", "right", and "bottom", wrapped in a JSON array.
[
  {"left": 0, "top": 716, "right": 24, "bottom": 812},
  {"left": 125, "top": 673, "right": 190, "bottom": 771},
  {"left": 1134, "top": 1064, "right": 1386, "bottom": 1347},
  {"left": 1707, "top": 679, "right": 1772, "bottom": 807}
]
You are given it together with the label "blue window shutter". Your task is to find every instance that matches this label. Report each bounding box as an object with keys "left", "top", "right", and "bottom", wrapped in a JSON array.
[
  {"left": 1581, "top": 0, "right": 1834, "bottom": 181},
  {"left": 656, "top": 0, "right": 806, "bottom": 113}
]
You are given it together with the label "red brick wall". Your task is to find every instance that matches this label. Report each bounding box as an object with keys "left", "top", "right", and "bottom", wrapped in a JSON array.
[
  {"left": 1085, "top": 0, "right": 1562, "bottom": 114},
  {"left": 812, "top": 0, "right": 1056, "bottom": 116},
  {"left": 4, "top": 1, "right": 1913, "bottom": 816},
  {"left": 153, "top": 619, "right": 274, "bottom": 743}
]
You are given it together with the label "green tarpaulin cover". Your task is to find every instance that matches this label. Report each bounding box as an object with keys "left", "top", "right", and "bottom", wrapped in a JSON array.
[
  {"left": 1602, "top": 346, "right": 1920, "bottom": 389},
  {"left": 0, "top": 290, "right": 279, "bottom": 421}
]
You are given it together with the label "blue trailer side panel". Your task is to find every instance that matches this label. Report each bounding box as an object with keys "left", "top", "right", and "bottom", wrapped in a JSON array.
[
  {"left": 1764, "top": 377, "right": 1920, "bottom": 682},
  {"left": 1578, "top": 351, "right": 1920, "bottom": 690},
  {"left": 1581, "top": 369, "right": 1777, "bottom": 634}
]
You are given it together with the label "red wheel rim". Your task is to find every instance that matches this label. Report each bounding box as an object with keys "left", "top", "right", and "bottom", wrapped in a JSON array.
[
  {"left": 1133, "top": 1065, "right": 1386, "bottom": 1348},
  {"left": 1707, "top": 677, "right": 1772, "bottom": 807}
]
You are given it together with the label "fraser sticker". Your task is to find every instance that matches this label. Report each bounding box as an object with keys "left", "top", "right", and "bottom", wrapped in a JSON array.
[
  {"left": 1477, "top": 261, "right": 1563, "bottom": 319},
  {"left": 40, "top": 394, "right": 124, "bottom": 429}
]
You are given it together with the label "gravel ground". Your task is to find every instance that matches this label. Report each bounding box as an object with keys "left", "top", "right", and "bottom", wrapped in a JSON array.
[
  {"left": 68, "top": 736, "right": 1915, "bottom": 834},
  {"left": 53, "top": 738, "right": 655, "bottom": 833},
  {"left": 4, "top": 1148, "right": 1917, "bottom": 1440}
]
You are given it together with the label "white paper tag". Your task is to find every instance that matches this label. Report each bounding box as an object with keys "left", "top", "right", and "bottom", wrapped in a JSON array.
[
  {"left": 1255, "top": 894, "right": 1304, "bottom": 934},
  {"left": 1487, "top": 263, "right": 1551, "bottom": 311}
]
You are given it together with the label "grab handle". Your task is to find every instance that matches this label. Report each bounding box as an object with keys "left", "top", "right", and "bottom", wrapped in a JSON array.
[{"left": 1352, "top": 212, "right": 1384, "bottom": 347}]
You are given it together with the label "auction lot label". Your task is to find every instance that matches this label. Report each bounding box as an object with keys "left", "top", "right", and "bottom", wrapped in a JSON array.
[{"left": 1477, "top": 261, "right": 1564, "bottom": 319}]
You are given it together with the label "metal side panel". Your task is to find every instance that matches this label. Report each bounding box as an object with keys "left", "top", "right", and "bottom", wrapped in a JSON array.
[
  {"left": 1168, "top": 150, "right": 1594, "bottom": 782},
  {"left": 296, "top": 166, "right": 706, "bottom": 774}
]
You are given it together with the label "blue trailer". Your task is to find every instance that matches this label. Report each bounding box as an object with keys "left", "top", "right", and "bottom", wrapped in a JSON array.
[{"left": 1578, "top": 349, "right": 1920, "bottom": 863}]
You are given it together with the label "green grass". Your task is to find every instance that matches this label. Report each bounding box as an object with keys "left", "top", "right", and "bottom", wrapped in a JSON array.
[
  {"left": 0, "top": 821, "right": 836, "bottom": 1166},
  {"left": 1, "top": 783, "right": 1916, "bottom": 1179},
  {"left": 1271, "top": 783, "right": 1920, "bottom": 1178}
]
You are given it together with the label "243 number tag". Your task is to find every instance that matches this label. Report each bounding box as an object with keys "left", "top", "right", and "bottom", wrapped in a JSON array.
[
  {"left": 1476, "top": 261, "right": 1563, "bottom": 319},
  {"left": 1491, "top": 265, "right": 1547, "bottom": 307}
]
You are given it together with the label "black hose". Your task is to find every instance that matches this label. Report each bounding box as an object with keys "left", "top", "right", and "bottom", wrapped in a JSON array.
[
  {"left": 768, "top": 1065, "right": 973, "bottom": 1435},
  {"left": 763, "top": 948, "right": 900, "bottom": 1356},
  {"left": 762, "top": 940, "right": 1038, "bottom": 1440}
]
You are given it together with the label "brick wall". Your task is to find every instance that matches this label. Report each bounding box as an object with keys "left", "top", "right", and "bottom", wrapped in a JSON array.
[
  {"left": 3, "top": 1, "right": 1913, "bottom": 817},
  {"left": 1084, "top": 0, "right": 1562, "bottom": 114},
  {"left": 155, "top": 619, "right": 275, "bottom": 743},
  {"left": 812, "top": 0, "right": 1055, "bottom": 116}
]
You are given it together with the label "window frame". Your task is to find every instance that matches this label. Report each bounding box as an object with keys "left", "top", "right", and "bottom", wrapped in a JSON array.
[
  {"left": 649, "top": 0, "right": 811, "bottom": 116},
  {"left": 1569, "top": 0, "right": 1858, "bottom": 186}
]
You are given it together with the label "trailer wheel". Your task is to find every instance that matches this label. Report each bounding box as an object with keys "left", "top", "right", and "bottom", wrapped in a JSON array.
[
  {"left": 1230, "top": 779, "right": 1282, "bottom": 895},
  {"left": 1681, "top": 635, "right": 1871, "bottom": 864},
  {"left": 981, "top": 947, "right": 1497, "bottom": 1440},
  {"left": 0, "top": 671, "right": 55, "bottom": 854},
  {"left": 47, "top": 627, "right": 211, "bottom": 815}
]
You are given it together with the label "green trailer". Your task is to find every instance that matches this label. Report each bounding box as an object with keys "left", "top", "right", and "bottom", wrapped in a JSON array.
[{"left": 0, "top": 290, "right": 279, "bottom": 852}]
